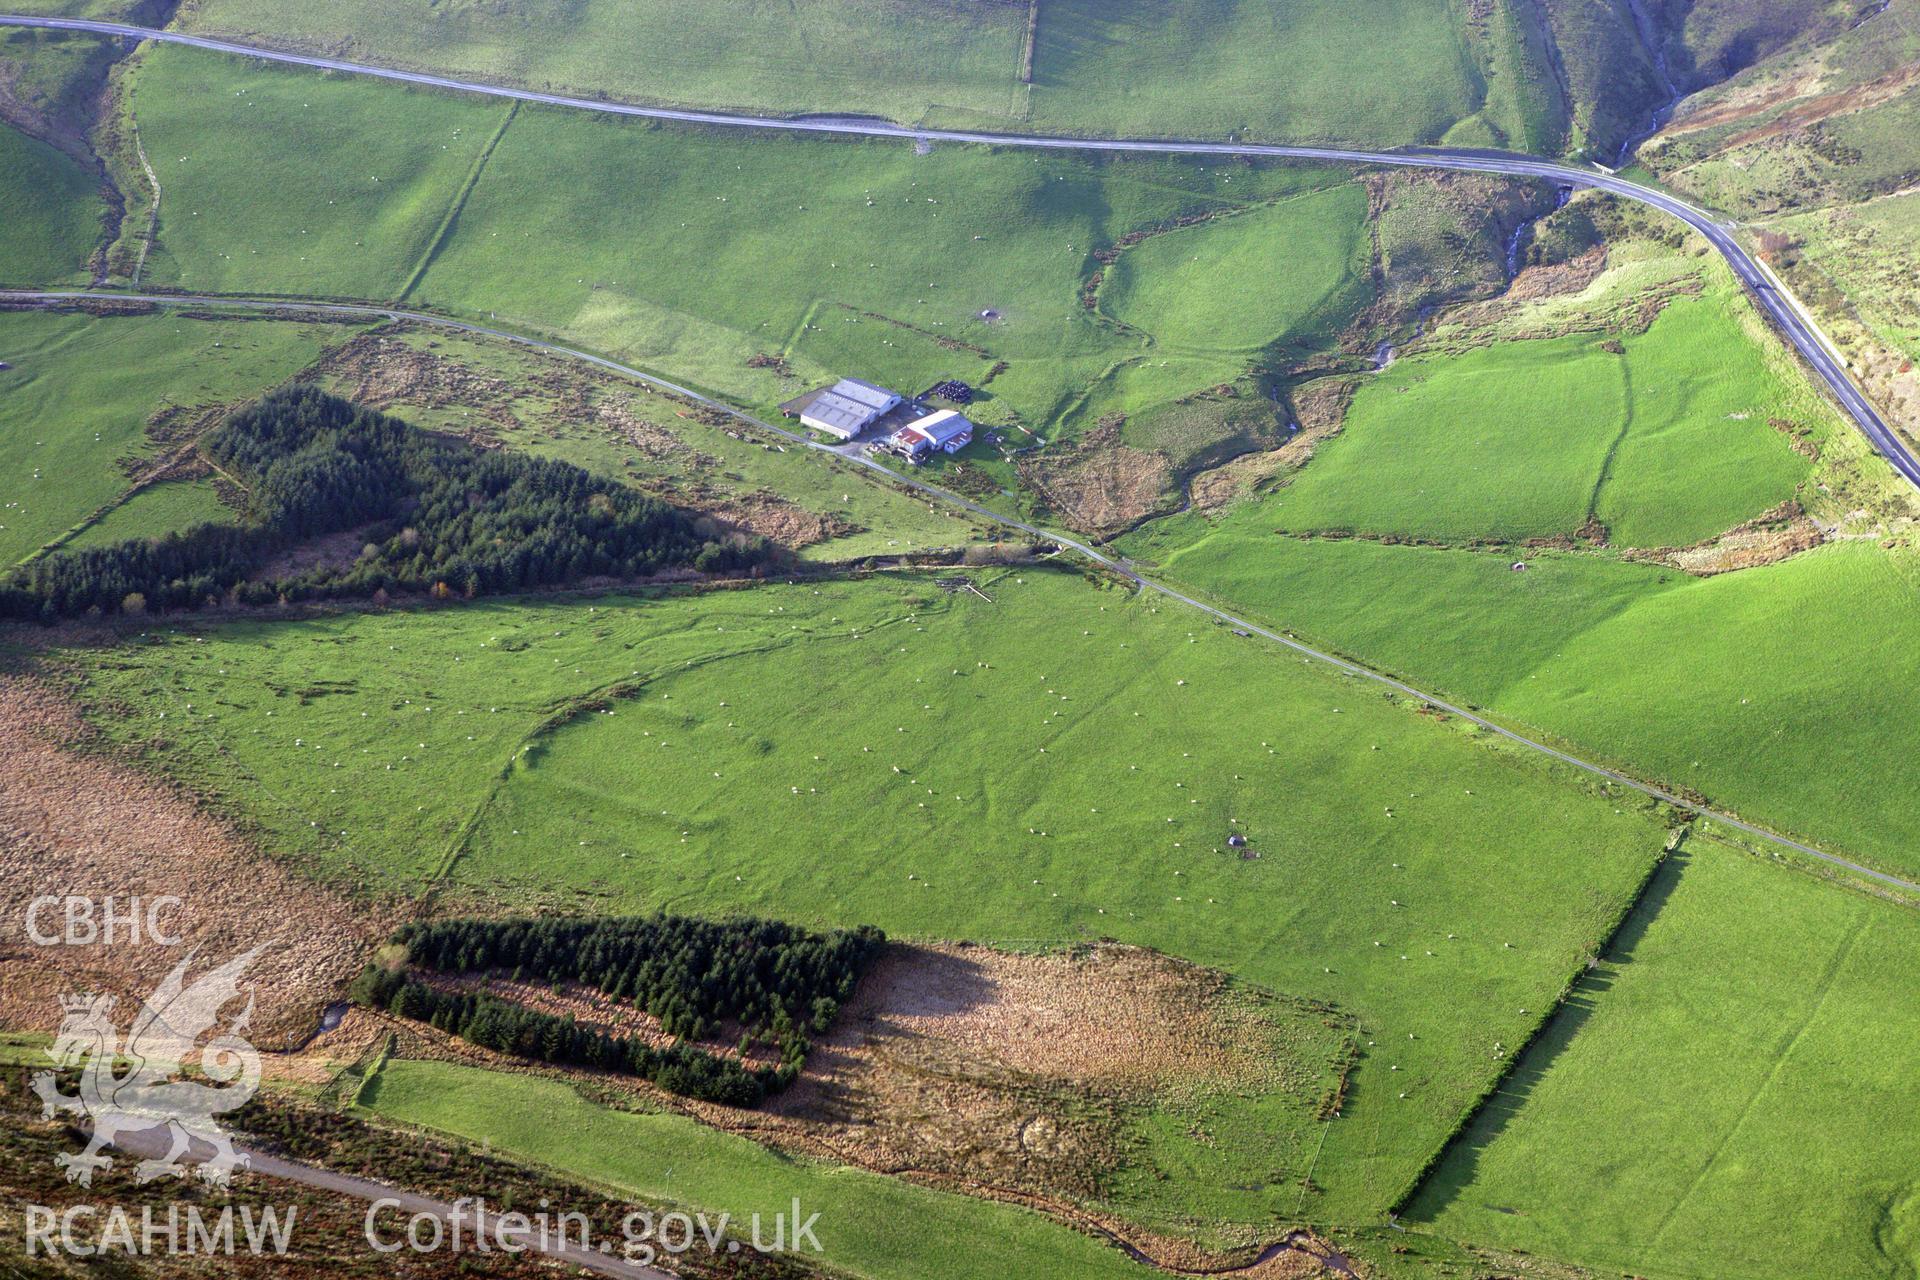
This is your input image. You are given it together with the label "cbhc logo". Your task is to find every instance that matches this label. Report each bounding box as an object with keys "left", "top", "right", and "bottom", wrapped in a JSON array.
[{"left": 24, "top": 895, "right": 184, "bottom": 946}]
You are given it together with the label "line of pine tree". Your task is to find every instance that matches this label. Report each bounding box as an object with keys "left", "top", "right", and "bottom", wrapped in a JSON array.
[{"left": 351, "top": 968, "right": 781, "bottom": 1106}]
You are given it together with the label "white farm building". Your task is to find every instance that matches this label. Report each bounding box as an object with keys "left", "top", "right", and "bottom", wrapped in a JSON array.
[
  {"left": 797, "top": 377, "right": 901, "bottom": 439},
  {"left": 892, "top": 409, "right": 973, "bottom": 461}
]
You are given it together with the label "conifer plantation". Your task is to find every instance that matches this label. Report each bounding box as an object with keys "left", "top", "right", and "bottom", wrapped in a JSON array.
[
  {"left": 353, "top": 914, "right": 886, "bottom": 1106},
  {"left": 3, "top": 386, "right": 775, "bottom": 619}
]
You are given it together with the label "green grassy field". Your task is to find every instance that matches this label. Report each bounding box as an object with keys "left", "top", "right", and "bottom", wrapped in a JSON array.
[
  {"left": 58, "top": 567, "right": 1671, "bottom": 1222},
  {"left": 0, "top": 308, "right": 339, "bottom": 564},
  {"left": 1587, "top": 291, "right": 1818, "bottom": 545},
  {"left": 181, "top": 0, "right": 1033, "bottom": 127},
  {"left": 1117, "top": 519, "right": 1920, "bottom": 877},
  {"left": 126, "top": 48, "right": 512, "bottom": 302},
  {"left": 0, "top": 122, "right": 98, "bottom": 284},
  {"left": 1280, "top": 331, "right": 1624, "bottom": 542},
  {"left": 62, "top": 477, "right": 233, "bottom": 548},
  {"left": 1099, "top": 185, "right": 1371, "bottom": 355},
  {"left": 1119, "top": 526, "right": 1682, "bottom": 696},
  {"left": 359, "top": 1058, "right": 1154, "bottom": 1280},
  {"left": 1, "top": 8, "right": 1916, "bottom": 1278},
  {"left": 1493, "top": 543, "right": 1920, "bottom": 872},
  {"left": 1020, "top": 0, "right": 1548, "bottom": 148},
  {"left": 1260, "top": 291, "right": 1814, "bottom": 548},
  {"left": 123, "top": 40, "right": 1378, "bottom": 448},
  {"left": 1407, "top": 843, "right": 1920, "bottom": 1280},
  {"left": 176, "top": 0, "right": 1560, "bottom": 148}
]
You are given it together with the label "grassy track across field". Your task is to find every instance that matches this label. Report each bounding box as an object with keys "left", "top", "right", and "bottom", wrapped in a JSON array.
[
  {"left": 293, "top": 323, "right": 991, "bottom": 561},
  {"left": 1119, "top": 524, "right": 1920, "bottom": 879}
]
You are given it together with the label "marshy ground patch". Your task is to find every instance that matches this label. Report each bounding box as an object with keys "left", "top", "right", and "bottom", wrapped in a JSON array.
[{"left": 749, "top": 941, "right": 1349, "bottom": 1246}]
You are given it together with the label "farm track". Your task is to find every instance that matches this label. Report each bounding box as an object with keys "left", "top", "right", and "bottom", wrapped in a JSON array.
[
  {"left": 99, "top": 1120, "right": 675, "bottom": 1280},
  {"left": 393, "top": 99, "right": 518, "bottom": 306},
  {"left": 4, "top": 283, "right": 1913, "bottom": 896},
  {"left": 2, "top": 13, "right": 1915, "bottom": 492},
  {"left": 1583, "top": 346, "right": 1636, "bottom": 530},
  {"left": 1643, "top": 910, "right": 1870, "bottom": 1249},
  {"left": 14, "top": 428, "right": 203, "bottom": 566}
]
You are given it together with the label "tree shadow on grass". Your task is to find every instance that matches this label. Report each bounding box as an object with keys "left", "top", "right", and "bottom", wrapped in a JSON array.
[
  {"left": 771, "top": 944, "right": 998, "bottom": 1122},
  {"left": 1401, "top": 848, "right": 1690, "bottom": 1221}
]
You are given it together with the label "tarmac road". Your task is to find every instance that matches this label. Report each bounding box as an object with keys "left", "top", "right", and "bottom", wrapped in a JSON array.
[
  {"left": 2, "top": 14, "right": 1915, "bottom": 492},
  {"left": 5, "top": 284, "right": 1911, "bottom": 893}
]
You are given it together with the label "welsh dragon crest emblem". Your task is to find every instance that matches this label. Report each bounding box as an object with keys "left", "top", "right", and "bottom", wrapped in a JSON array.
[{"left": 33, "top": 947, "right": 264, "bottom": 1185}]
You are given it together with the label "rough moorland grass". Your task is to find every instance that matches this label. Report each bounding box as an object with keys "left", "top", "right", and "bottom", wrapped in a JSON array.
[
  {"left": 1118, "top": 520, "right": 1920, "bottom": 878},
  {"left": 1105, "top": 1045, "right": 1348, "bottom": 1240},
  {"left": 177, "top": 0, "right": 1550, "bottom": 147},
  {"left": 0, "top": 309, "right": 338, "bottom": 565},
  {"left": 1406, "top": 843, "right": 1920, "bottom": 1280},
  {"left": 0, "top": 123, "right": 97, "bottom": 284},
  {"left": 369, "top": 986, "right": 1350, "bottom": 1254},
  {"left": 0, "top": 24, "right": 120, "bottom": 146},
  {"left": 1265, "top": 292, "right": 1813, "bottom": 548},
  {"left": 122, "top": 43, "right": 1372, "bottom": 441},
  {"left": 62, "top": 568, "right": 1670, "bottom": 1222},
  {"left": 1770, "top": 189, "right": 1920, "bottom": 366},
  {"left": 359, "top": 1058, "right": 1152, "bottom": 1280},
  {"left": 1645, "top": 3, "right": 1920, "bottom": 219},
  {"left": 1532, "top": 0, "right": 1665, "bottom": 161}
]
